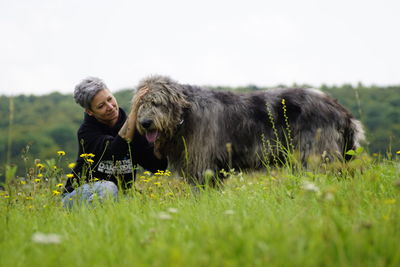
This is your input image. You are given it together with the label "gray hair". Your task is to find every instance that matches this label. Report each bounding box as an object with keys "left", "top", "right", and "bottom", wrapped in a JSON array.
[{"left": 73, "top": 77, "right": 109, "bottom": 109}]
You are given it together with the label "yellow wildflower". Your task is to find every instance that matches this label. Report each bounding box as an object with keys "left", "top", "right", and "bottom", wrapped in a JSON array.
[
  {"left": 86, "top": 159, "right": 94, "bottom": 164},
  {"left": 20, "top": 181, "right": 27, "bottom": 185},
  {"left": 396, "top": 150, "right": 400, "bottom": 155},
  {"left": 26, "top": 196, "right": 33, "bottom": 200},
  {"left": 57, "top": 150, "right": 66, "bottom": 156},
  {"left": 154, "top": 182, "right": 161, "bottom": 186},
  {"left": 81, "top": 153, "right": 95, "bottom": 158},
  {"left": 37, "top": 174, "right": 43, "bottom": 178},
  {"left": 34, "top": 178, "right": 41, "bottom": 183},
  {"left": 68, "top": 163, "right": 76, "bottom": 169},
  {"left": 66, "top": 174, "right": 74, "bottom": 178},
  {"left": 154, "top": 169, "right": 171, "bottom": 176},
  {"left": 52, "top": 190, "right": 61, "bottom": 196},
  {"left": 36, "top": 163, "right": 45, "bottom": 169},
  {"left": 384, "top": 199, "right": 396, "bottom": 205},
  {"left": 56, "top": 183, "right": 64, "bottom": 188},
  {"left": 281, "top": 99, "right": 285, "bottom": 105},
  {"left": 143, "top": 171, "right": 151, "bottom": 175},
  {"left": 155, "top": 170, "right": 164, "bottom": 176}
]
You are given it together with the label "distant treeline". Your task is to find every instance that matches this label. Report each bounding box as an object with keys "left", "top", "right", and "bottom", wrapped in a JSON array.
[{"left": 0, "top": 84, "right": 399, "bottom": 175}]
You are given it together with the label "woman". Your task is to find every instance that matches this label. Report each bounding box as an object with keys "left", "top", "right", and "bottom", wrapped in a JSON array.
[{"left": 62, "top": 77, "right": 167, "bottom": 207}]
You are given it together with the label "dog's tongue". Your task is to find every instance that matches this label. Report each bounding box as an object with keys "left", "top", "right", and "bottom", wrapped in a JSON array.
[{"left": 145, "top": 131, "right": 159, "bottom": 143}]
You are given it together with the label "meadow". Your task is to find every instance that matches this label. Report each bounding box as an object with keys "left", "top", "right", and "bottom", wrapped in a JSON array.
[{"left": 1, "top": 151, "right": 400, "bottom": 267}]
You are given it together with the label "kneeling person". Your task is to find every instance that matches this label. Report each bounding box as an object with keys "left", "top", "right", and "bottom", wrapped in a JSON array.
[{"left": 62, "top": 77, "right": 167, "bottom": 207}]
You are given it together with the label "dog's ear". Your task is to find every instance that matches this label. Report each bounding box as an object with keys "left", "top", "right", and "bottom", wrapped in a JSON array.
[{"left": 163, "top": 83, "right": 191, "bottom": 109}]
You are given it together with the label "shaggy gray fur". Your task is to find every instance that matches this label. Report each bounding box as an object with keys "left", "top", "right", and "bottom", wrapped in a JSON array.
[{"left": 135, "top": 75, "right": 365, "bottom": 185}]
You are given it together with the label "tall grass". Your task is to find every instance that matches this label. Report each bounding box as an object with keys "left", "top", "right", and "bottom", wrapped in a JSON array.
[
  {"left": 6, "top": 96, "right": 14, "bottom": 166},
  {"left": 2, "top": 91, "right": 399, "bottom": 266},
  {"left": 1, "top": 153, "right": 400, "bottom": 266}
]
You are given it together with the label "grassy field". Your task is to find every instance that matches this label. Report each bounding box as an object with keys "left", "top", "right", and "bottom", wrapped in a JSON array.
[{"left": 1, "top": 154, "right": 400, "bottom": 267}]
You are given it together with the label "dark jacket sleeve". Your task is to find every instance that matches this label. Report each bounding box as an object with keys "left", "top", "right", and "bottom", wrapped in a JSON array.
[{"left": 79, "top": 126, "right": 130, "bottom": 159}]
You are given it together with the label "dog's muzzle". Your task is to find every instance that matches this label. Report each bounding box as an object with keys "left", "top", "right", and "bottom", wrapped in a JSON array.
[
  {"left": 139, "top": 119, "right": 159, "bottom": 143},
  {"left": 140, "top": 119, "right": 153, "bottom": 129}
]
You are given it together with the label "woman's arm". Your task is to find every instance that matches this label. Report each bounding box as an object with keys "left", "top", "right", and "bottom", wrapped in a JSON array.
[{"left": 118, "top": 89, "right": 148, "bottom": 141}]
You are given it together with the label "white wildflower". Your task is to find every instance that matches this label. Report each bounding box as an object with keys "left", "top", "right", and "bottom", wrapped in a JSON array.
[
  {"left": 167, "top": 208, "right": 178, "bottom": 213},
  {"left": 324, "top": 191, "right": 335, "bottom": 201},
  {"left": 158, "top": 212, "right": 172, "bottom": 220},
  {"left": 301, "top": 181, "right": 320, "bottom": 193},
  {"left": 224, "top": 209, "right": 235, "bottom": 215},
  {"left": 32, "top": 232, "right": 62, "bottom": 244}
]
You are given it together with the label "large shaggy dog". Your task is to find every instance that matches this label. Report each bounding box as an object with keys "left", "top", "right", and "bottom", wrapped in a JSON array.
[{"left": 135, "top": 75, "right": 364, "bottom": 185}]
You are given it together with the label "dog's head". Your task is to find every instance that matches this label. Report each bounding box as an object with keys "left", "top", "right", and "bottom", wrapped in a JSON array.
[{"left": 134, "top": 75, "right": 190, "bottom": 146}]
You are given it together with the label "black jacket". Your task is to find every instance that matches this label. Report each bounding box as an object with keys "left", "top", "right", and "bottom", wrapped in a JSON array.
[{"left": 64, "top": 108, "right": 167, "bottom": 193}]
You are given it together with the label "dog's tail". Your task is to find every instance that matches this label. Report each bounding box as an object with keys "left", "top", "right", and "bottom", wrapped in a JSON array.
[{"left": 344, "top": 118, "right": 366, "bottom": 160}]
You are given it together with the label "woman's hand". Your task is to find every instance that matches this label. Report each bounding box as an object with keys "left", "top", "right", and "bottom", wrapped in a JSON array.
[
  {"left": 131, "top": 88, "right": 149, "bottom": 113},
  {"left": 119, "top": 88, "right": 148, "bottom": 141}
]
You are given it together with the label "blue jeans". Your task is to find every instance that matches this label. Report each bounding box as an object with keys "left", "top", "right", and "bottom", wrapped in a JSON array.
[{"left": 62, "top": 181, "right": 119, "bottom": 209}]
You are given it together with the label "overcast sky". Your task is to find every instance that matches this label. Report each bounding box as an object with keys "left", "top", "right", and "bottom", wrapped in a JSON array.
[{"left": 1, "top": 0, "right": 399, "bottom": 96}]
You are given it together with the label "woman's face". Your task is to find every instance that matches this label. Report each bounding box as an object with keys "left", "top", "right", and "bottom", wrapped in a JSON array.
[{"left": 86, "top": 89, "right": 119, "bottom": 126}]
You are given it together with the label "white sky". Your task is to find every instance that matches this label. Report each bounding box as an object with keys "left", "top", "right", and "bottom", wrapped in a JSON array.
[{"left": 1, "top": 0, "right": 399, "bottom": 96}]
